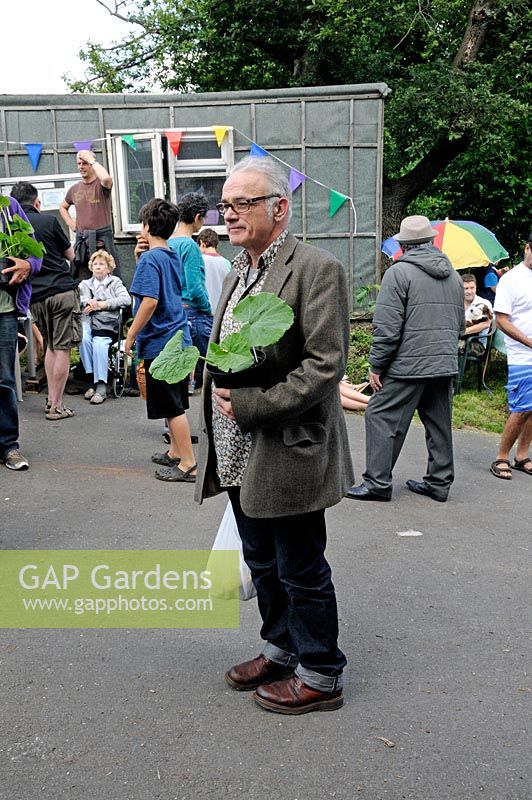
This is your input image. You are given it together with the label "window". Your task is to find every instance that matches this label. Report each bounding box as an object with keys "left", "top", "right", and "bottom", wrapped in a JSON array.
[{"left": 108, "top": 128, "right": 234, "bottom": 234}]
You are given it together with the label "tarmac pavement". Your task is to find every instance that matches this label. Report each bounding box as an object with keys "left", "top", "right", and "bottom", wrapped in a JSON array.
[{"left": 0, "top": 390, "right": 530, "bottom": 800}]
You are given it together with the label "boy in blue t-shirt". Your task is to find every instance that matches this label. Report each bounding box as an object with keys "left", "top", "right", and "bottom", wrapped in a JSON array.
[{"left": 125, "top": 199, "right": 197, "bottom": 482}]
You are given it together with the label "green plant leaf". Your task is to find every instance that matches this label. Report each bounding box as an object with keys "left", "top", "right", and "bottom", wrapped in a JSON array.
[
  {"left": 0, "top": 196, "right": 10, "bottom": 209},
  {"left": 149, "top": 330, "right": 201, "bottom": 384},
  {"left": 10, "top": 214, "right": 34, "bottom": 233},
  {"left": 232, "top": 292, "right": 294, "bottom": 347},
  {"left": 206, "top": 334, "right": 255, "bottom": 373},
  {"left": 17, "top": 234, "right": 45, "bottom": 258}
]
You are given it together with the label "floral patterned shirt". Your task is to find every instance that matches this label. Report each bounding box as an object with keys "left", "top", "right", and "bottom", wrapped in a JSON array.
[{"left": 212, "top": 229, "right": 289, "bottom": 487}]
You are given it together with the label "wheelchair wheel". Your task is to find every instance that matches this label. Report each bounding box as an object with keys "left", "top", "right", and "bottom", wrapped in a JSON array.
[{"left": 110, "top": 343, "right": 129, "bottom": 398}]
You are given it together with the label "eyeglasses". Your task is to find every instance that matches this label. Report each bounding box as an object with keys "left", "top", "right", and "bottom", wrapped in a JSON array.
[{"left": 215, "top": 194, "right": 281, "bottom": 215}]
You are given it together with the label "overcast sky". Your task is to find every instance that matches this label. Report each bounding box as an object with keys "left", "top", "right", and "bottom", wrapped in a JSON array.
[{"left": 3, "top": 0, "right": 135, "bottom": 94}]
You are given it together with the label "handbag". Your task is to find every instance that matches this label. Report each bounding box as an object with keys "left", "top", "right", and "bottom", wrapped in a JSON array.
[
  {"left": 207, "top": 502, "right": 257, "bottom": 601},
  {"left": 89, "top": 309, "right": 120, "bottom": 338}
]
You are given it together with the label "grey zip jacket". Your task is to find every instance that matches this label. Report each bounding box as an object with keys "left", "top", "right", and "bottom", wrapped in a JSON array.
[{"left": 370, "top": 244, "right": 465, "bottom": 379}]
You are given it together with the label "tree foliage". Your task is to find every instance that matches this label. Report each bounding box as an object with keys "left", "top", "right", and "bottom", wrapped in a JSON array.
[{"left": 67, "top": 0, "right": 531, "bottom": 257}]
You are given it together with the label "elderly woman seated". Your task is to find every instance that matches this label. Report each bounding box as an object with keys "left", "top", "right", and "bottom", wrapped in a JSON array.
[{"left": 79, "top": 250, "right": 131, "bottom": 405}]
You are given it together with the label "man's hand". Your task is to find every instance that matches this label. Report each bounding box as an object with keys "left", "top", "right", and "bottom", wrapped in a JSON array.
[
  {"left": 134, "top": 234, "right": 149, "bottom": 262},
  {"left": 124, "top": 334, "right": 136, "bottom": 357},
  {"left": 369, "top": 371, "right": 382, "bottom": 392},
  {"left": 213, "top": 387, "right": 235, "bottom": 420},
  {"left": 77, "top": 149, "right": 96, "bottom": 166},
  {"left": 1, "top": 257, "right": 31, "bottom": 285}
]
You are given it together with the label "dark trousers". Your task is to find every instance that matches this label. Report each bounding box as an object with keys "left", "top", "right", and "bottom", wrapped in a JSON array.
[
  {"left": 363, "top": 375, "right": 454, "bottom": 498},
  {"left": 227, "top": 487, "right": 346, "bottom": 677},
  {"left": 0, "top": 312, "right": 19, "bottom": 456}
]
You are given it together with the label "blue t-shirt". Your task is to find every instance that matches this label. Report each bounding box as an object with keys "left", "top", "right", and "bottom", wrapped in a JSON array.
[
  {"left": 168, "top": 236, "right": 212, "bottom": 314},
  {"left": 130, "top": 247, "right": 192, "bottom": 359}
]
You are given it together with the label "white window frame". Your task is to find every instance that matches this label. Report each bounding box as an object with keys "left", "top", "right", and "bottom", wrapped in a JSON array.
[
  {"left": 107, "top": 130, "right": 165, "bottom": 235},
  {"left": 107, "top": 127, "right": 234, "bottom": 235}
]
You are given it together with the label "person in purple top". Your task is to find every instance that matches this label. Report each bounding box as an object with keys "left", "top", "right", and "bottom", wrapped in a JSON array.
[{"left": 0, "top": 195, "right": 42, "bottom": 470}]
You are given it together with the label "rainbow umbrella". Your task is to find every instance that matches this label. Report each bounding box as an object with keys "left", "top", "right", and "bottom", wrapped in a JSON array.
[{"left": 382, "top": 218, "right": 509, "bottom": 270}]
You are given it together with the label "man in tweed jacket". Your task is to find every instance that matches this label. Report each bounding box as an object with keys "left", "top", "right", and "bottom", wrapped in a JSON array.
[{"left": 195, "top": 156, "right": 354, "bottom": 714}]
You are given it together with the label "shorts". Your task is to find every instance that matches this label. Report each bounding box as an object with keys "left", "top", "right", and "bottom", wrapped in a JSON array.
[
  {"left": 144, "top": 357, "right": 190, "bottom": 420},
  {"left": 31, "top": 289, "right": 82, "bottom": 350},
  {"left": 507, "top": 364, "right": 532, "bottom": 413}
]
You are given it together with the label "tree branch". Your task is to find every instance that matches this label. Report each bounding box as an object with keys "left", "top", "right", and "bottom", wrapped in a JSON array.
[
  {"left": 94, "top": 0, "right": 149, "bottom": 30},
  {"left": 453, "top": 0, "right": 498, "bottom": 69}
]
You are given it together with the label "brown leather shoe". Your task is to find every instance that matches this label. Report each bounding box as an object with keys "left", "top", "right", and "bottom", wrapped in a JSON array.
[
  {"left": 254, "top": 675, "right": 343, "bottom": 714},
  {"left": 225, "top": 654, "right": 295, "bottom": 691}
]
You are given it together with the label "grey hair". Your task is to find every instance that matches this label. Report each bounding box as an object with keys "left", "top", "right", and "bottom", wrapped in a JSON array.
[{"left": 228, "top": 156, "right": 292, "bottom": 222}]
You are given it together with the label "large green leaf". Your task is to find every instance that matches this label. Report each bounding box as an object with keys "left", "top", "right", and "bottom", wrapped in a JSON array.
[
  {"left": 206, "top": 334, "right": 255, "bottom": 373},
  {"left": 0, "top": 196, "right": 10, "bottom": 209},
  {"left": 10, "top": 214, "right": 34, "bottom": 234},
  {"left": 149, "top": 330, "right": 201, "bottom": 384},
  {"left": 14, "top": 232, "right": 45, "bottom": 258},
  {"left": 232, "top": 292, "right": 294, "bottom": 347}
]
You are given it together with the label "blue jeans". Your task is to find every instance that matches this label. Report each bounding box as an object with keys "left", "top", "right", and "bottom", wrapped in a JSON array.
[
  {"left": 185, "top": 307, "right": 213, "bottom": 388},
  {"left": 227, "top": 488, "right": 346, "bottom": 691},
  {"left": 0, "top": 312, "right": 19, "bottom": 457}
]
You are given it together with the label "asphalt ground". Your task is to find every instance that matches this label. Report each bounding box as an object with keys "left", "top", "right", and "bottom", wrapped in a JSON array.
[{"left": 0, "top": 390, "right": 530, "bottom": 800}]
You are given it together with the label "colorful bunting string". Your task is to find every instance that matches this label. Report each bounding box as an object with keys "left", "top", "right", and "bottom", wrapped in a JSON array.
[{"left": 1, "top": 125, "right": 358, "bottom": 231}]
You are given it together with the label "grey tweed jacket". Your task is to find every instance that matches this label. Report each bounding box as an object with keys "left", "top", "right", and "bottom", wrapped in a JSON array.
[{"left": 194, "top": 233, "right": 354, "bottom": 518}]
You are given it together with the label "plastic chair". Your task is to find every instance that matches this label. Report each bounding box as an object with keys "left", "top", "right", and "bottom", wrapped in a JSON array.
[{"left": 454, "top": 324, "right": 496, "bottom": 395}]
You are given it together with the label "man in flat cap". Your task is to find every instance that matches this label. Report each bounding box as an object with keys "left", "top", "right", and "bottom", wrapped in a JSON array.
[{"left": 347, "top": 215, "right": 464, "bottom": 503}]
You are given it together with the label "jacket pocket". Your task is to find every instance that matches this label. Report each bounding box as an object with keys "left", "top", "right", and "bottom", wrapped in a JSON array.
[{"left": 282, "top": 423, "right": 326, "bottom": 447}]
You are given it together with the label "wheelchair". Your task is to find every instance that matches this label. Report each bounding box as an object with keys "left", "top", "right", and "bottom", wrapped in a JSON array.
[{"left": 107, "top": 307, "right": 132, "bottom": 398}]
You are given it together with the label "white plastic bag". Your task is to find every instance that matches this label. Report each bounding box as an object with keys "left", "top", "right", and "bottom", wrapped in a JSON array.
[{"left": 208, "top": 502, "right": 257, "bottom": 601}]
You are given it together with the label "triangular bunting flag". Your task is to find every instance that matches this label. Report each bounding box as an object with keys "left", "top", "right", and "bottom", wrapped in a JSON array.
[
  {"left": 289, "top": 168, "right": 306, "bottom": 193},
  {"left": 213, "top": 126, "right": 228, "bottom": 147},
  {"left": 24, "top": 143, "right": 43, "bottom": 171},
  {"left": 74, "top": 140, "right": 93, "bottom": 152},
  {"left": 249, "top": 143, "right": 268, "bottom": 158},
  {"left": 121, "top": 135, "right": 137, "bottom": 150},
  {"left": 165, "top": 130, "right": 182, "bottom": 156},
  {"left": 329, "top": 190, "right": 349, "bottom": 218}
]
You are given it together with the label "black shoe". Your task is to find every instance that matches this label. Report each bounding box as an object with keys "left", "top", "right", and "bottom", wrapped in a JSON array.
[
  {"left": 345, "top": 484, "right": 391, "bottom": 501},
  {"left": 405, "top": 480, "right": 447, "bottom": 503}
]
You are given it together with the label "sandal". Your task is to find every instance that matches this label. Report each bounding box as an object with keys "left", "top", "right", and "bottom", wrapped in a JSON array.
[
  {"left": 44, "top": 397, "right": 52, "bottom": 414},
  {"left": 151, "top": 450, "right": 181, "bottom": 467},
  {"left": 46, "top": 405, "right": 76, "bottom": 421},
  {"left": 154, "top": 463, "right": 197, "bottom": 482},
  {"left": 490, "top": 459, "right": 512, "bottom": 480},
  {"left": 512, "top": 457, "right": 532, "bottom": 475}
]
